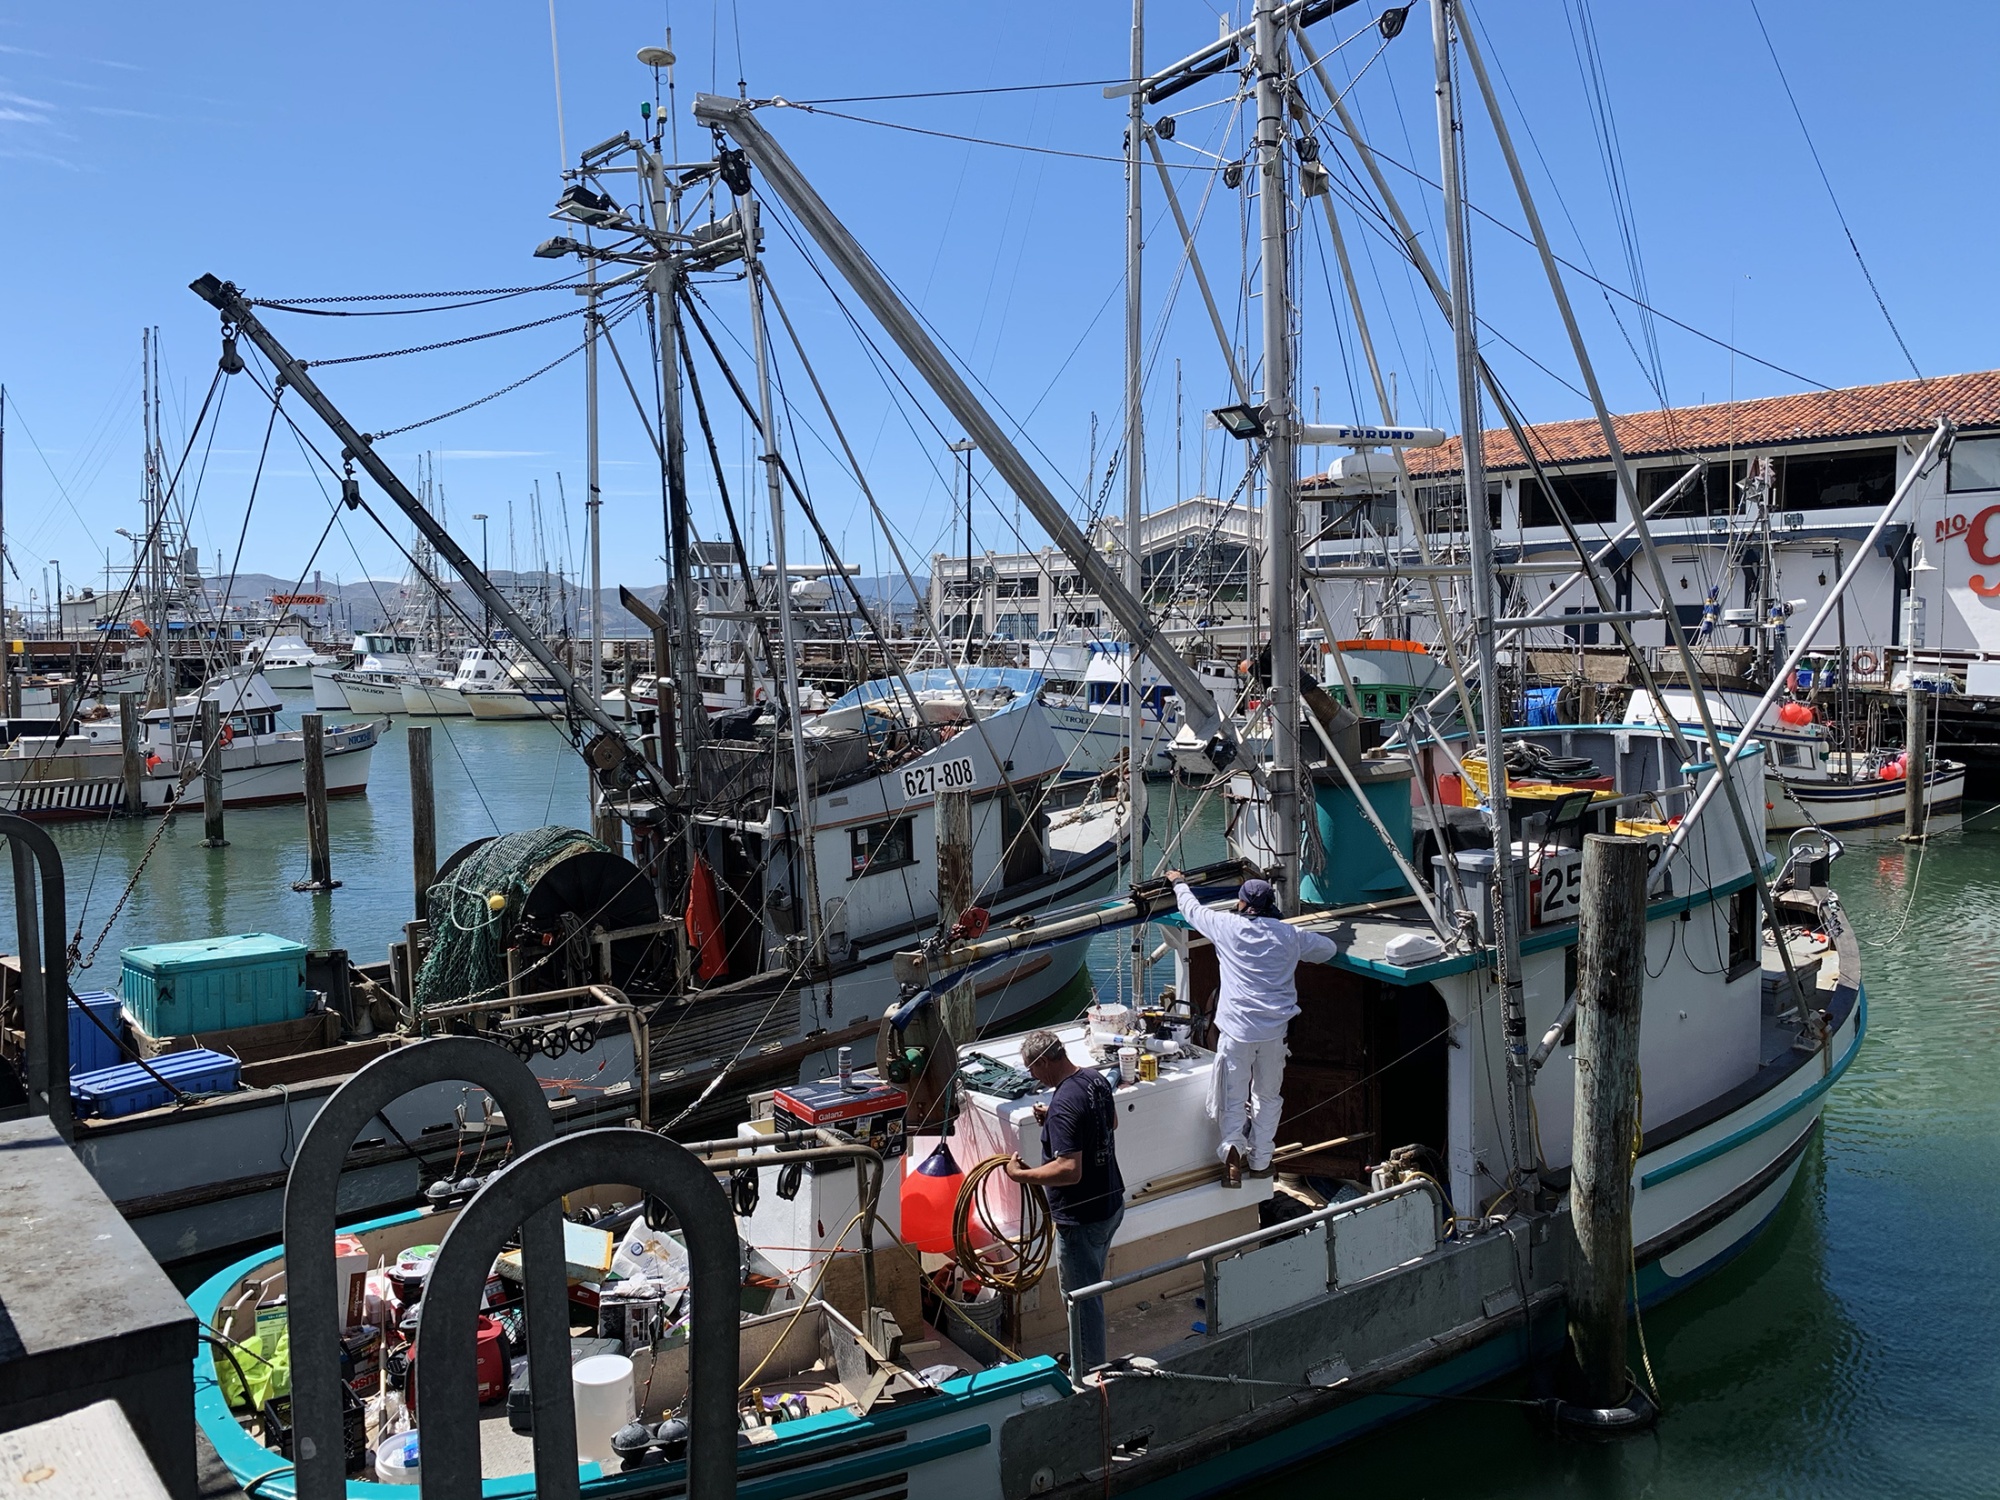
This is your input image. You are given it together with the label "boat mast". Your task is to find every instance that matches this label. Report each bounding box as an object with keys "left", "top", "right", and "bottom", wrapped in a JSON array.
[
  {"left": 738, "top": 194, "right": 827, "bottom": 983},
  {"left": 1124, "top": 0, "right": 1149, "bottom": 968},
  {"left": 584, "top": 253, "right": 604, "bottom": 712},
  {"left": 1253, "top": 0, "right": 1301, "bottom": 910},
  {"left": 1432, "top": 0, "right": 1533, "bottom": 1179}
]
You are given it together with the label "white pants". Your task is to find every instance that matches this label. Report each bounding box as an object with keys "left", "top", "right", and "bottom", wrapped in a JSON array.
[{"left": 1206, "top": 1032, "right": 1287, "bottom": 1169}]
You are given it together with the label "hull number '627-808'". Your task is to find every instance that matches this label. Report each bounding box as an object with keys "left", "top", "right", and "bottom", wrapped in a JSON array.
[{"left": 902, "top": 756, "right": 978, "bottom": 801}]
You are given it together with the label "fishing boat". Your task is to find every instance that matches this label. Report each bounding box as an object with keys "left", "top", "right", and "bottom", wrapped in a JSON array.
[
  {"left": 240, "top": 630, "right": 338, "bottom": 690},
  {"left": 0, "top": 668, "right": 379, "bottom": 818},
  {"left": 320, "top": 631, "right": 430, "bottom": 714},
  {"left": 1622, "top": 684, "right": 1966, "bottom": 831}
]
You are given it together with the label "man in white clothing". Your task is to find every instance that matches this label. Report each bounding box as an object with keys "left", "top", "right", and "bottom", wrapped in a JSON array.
[{"left": 1166, "top": 871, "right": 1340, "bottom": 1187}]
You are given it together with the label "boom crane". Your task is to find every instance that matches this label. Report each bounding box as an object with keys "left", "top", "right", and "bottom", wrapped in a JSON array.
[{"left": 189, "top": 273, "right": 676, "bottom": 812}]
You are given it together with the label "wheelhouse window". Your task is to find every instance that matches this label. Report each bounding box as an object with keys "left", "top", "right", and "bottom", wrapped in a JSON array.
[
  {"left": 1725, "top": 884, "right": 1761, "bottom": 979},
  {"left": 849, "top": 817, "right": 915, "bottom": 879}
]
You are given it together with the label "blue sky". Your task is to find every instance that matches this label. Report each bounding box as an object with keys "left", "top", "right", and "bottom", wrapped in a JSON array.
[{"left": 2, "top": 1, "right": 1996, "bottom": 614}]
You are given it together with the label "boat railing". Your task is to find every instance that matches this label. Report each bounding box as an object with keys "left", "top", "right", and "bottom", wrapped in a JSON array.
[{"left": 1061, "top": 1177, "right": 1445, "bottom": 1375}]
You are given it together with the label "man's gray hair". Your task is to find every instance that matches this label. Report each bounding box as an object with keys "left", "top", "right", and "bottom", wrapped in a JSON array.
[{"left": 1019, "top": 1030, "right": 1065, "bottom": 1068}]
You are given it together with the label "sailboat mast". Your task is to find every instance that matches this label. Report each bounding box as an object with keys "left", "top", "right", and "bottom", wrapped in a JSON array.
[
  {"left": 1433, "top": 0, "right": 1532, "bottom": 1181},
  {"left": 740, "top": 198, "right": 827, "bottom": 982},
  {"left": 1124, "top": 0, "right": 1148, "bottom": 966},
  {"left": 1253, "top": 0, "right": 1300, "bottom": 909}
]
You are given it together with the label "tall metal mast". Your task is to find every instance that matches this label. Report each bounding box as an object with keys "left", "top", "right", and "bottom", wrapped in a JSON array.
[
  {"left": 0, "top": 384, "right": 7, "bottom": 682},
  {"left": 1124, "top": 0, "right": 1149, "bottom": 980},
  {"left": 584, "top": 255, "right": 604, "bottom": 708},
  {"left": 1253, "top": 0, "right": 1301, "bottom": 909},
  {"left": 691, "top": 93, "right": 1232, "bottom": 748},
  {"left": 1433, "top": 0, "right": 1532, "bottom": 1185},
  {"left": 737, "top": 197, "right": 827, "bottom": 984}
]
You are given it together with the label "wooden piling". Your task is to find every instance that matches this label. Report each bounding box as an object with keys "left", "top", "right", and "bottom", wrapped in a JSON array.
[
  {"left": 1569, "top": 832, "right": 1648, "bottom": 1409},
  {"left": 200, "top": 698, "right": 227, "bottom": 847},
  {"left": 4, "top": 667, "right": 20, "bottom": 721},
  {"left": 1902, "top": 673, "right": 1927, "bottom": 842},
  {"left": 408, "top": 724, "right": 436, "bottom": 918},
  {"left": 119, "top": 693, "right": 144, "bottom": 816},
  {"left": 293, "top": 713, "right": 340, "bottom": 892},
  {"left": 935, "top": 788, "right": 976, "bottom": 1042}
]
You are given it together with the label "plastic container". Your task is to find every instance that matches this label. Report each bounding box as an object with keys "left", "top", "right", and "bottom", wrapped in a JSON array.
[
  {"left": 375, "top": 1430, "right": 420, "bottom": 1485},
  {"left": 388, "top": 1245, "right": 440, "bottom": 1305},
  {"left": 1116, "top": 1046, "right": 1139, "bottom": 1085},
  {"left": 572, "top": 1353, "right": 635, "bottom": 1464},
  {"left": 67, "top": 990, "right": 125, "bottom": 1077},
  {"left": 70, "top": 1047, "right": 242, "bottom": 1119},
  {"left": 119, "top": 932, "right": 310, "bottom": 1038}
]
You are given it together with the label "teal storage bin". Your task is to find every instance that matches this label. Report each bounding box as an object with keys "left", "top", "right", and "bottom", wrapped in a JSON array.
[
  {"left": 1301, "top": 758, "right": 1416, "bottom": 909},
  {"left": 120, "top": 933, "right": 312, "bottom": 1038}
]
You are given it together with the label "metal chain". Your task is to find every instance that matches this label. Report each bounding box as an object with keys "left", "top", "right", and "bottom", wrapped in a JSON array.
[
  {"left": 250, "top": 275, "right": 587, "bottom": 308},
  {"left": 368, "top": 296, "right": 646, "bottom": 441},
  {"left": 307, "top": 296, "right": 622, "bottom": 368}
]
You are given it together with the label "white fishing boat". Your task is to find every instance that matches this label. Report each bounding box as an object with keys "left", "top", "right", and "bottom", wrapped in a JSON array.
[
  {"left": 1622, "top": 685, "right": 1966, "bottom": 831},
  {"left": 239, "top": 630, "right": 337, "bottom": 690},
  {"left": 0, "top": 668, "right": 379, "bottom": 818}
]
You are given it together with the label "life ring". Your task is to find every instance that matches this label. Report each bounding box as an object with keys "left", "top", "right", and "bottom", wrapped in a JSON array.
[
  {"left": 218, "top": 722, "right": 234, "bottom": 747},
  {"left": 1853, "top": 646, "right": 1877, "bottom": 676},
  {"left": 755, "top": 687, "right": 767, "bottom": 703}
]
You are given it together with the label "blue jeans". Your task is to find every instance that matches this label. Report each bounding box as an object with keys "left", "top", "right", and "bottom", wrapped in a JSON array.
[{"left": 1054, "top": 1204, "right": 1125, "bottom": 1371}]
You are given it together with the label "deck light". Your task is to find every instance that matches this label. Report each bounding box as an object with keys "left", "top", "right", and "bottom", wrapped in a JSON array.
[{"left": 1211, "top": 403, "right": 1266, "bottom": 440}]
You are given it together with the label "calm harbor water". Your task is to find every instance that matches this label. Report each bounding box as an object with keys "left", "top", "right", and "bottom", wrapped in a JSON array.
[{"left": 4, "top": 708, "right": 1995, "bottom": 1496}]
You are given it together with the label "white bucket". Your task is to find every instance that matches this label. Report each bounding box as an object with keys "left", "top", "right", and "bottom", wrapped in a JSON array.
[
  {"left": 572, "top": 1352, "right": 636, "bottom": 1464},
  {"left": 375, "top": 1430, "right": 420, "bottom": 1485}
]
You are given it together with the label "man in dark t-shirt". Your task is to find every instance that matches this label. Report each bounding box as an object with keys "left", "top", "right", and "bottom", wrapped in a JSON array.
[{"left": 1004, "top": 1028, "right": 1126, "bottom": 1371}]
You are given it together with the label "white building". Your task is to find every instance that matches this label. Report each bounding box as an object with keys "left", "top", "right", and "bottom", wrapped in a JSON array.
[
  {"left": 927, "top": 494, "right": 1259, "bottom": 650},
  {"left": 1305, "top": 369, "right": 2000, "bottom": 674}
]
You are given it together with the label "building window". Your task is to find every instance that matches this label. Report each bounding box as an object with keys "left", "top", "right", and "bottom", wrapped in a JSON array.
[
  {"left": 993, "top": 612, "right": 1039, "bottom": 639},
  {"left": 993, "top": 576, "right": 1038, "bottom": 599},
  {"left": 1563, "top": 606, "right": 1601, "bottom": 646},
  {"left": 1054, "top": 573, "right": 1086, "bottom": 595},
  {"left": 1639, "top": 462, "right": 1741, "bottom": 519},
  {"left": 1415, "top": 482, "right": 1501, "bottom": 531},
  {"left": 850, "top": 817, "right": 915, "bottom": 878},
  {"left": 1521, "top": 472, "right": 1618, "bottom": 527},
  {"left": 1947, "top": 435, "right": 2000, "bottom": 493},
  {"left": 943, "top": 580, "right": 981, "bottom": 600},
  {"left": 1779, "top": 448, "right": 1895, "bottom": 511}
]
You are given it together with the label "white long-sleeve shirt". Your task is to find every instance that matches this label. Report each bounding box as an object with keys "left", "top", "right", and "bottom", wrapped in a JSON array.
[{"left": 1175, "top": 882, "right": 1340, "bottom": 1042}]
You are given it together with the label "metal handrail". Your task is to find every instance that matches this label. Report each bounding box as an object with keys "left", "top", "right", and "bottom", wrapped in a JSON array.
[
  {"left": 0, "top": 815, "right": 69, "bottom": 1141},
  {"left": 1062, "top": 1177, "right": 1446, "bottom": 1305}
]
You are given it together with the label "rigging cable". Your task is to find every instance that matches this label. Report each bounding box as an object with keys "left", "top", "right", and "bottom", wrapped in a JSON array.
[{"left": 1744, "top": 0, "right": 1923, "bottom": 383}]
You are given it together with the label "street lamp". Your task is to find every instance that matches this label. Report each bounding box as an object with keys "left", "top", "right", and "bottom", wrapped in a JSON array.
[
  {"left": 49, "top": 560, "right": 60, "bottom": 637},
  {"left": 472, "top": 514, "right": 490, "bottom": 636}
]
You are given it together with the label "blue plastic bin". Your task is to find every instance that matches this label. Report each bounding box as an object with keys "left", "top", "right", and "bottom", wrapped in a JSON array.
[
  {"left": 70, "top": 1047, "right": 243, "bottom": 1119},
  {"left": 120, "top": 933, "right": 311, "bottom": 1038},
  {"left": 67, "top": 990, "right": 126, "bottom": 1077}
]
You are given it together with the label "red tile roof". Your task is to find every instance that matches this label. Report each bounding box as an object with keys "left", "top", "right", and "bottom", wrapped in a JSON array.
[{"left": 1382, "top": 369, "right": 2000, "bottom": 481}]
